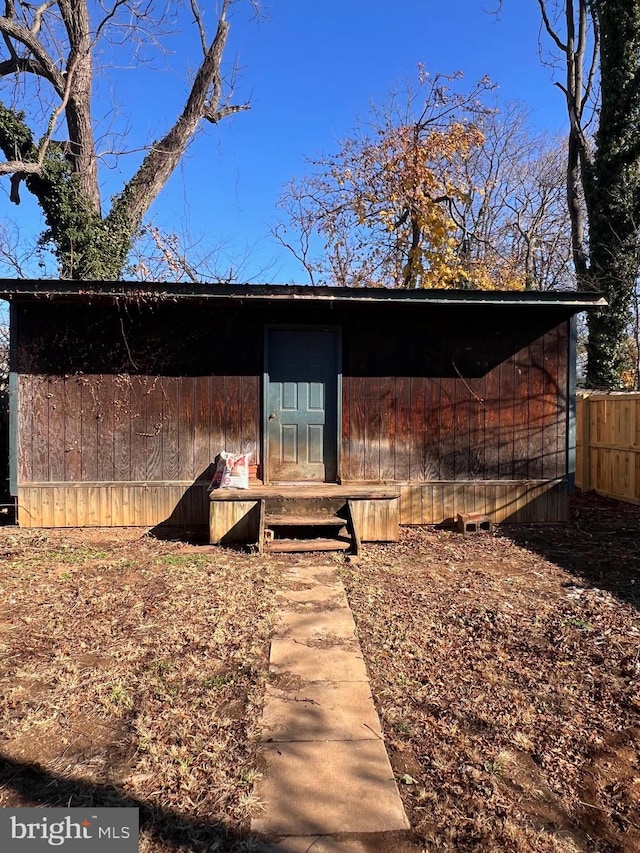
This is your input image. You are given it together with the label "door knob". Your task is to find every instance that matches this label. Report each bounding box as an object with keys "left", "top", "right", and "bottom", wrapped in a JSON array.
[{"left": 268, "top": 413, "right": 276, "bottom": 420}]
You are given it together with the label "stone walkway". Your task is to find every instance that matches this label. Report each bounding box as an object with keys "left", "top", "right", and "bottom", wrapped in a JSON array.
[{"left": 252, "top": 560, "right": 415, "bottom": 853}]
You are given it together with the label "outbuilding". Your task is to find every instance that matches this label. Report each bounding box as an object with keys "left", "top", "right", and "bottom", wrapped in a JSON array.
[{"left": 1, "top": 281, "right": 605, "bottom": 548}]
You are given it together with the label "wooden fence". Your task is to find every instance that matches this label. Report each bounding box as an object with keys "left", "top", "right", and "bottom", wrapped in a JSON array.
[{"left": 576, "top": 393, "right": 640, "bottom": 504}]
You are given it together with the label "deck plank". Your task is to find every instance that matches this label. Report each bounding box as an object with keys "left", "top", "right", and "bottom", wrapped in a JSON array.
[{"left": 209, "top": 484, "right": 400, "bottom": 501}]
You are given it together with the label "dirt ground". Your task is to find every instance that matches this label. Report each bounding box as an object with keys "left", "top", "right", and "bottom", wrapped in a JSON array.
[
  {"left": 343, "top": 491, "right": 640, "bottom": 853},
  {"left": 0, "top": 491, "right": 638, "bottom": 852},
  {"left": 0, "top": 529, "right": 283, "bottom": 851}
]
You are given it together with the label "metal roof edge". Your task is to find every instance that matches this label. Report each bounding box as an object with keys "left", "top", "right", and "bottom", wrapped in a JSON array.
[{"left": 0, "top": 279, "right": 608, "bottom": 309}]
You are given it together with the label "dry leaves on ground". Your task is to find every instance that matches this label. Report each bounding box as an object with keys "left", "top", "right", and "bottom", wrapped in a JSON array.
[
  {"left": 0, "top": 491, "right": 638, "bottom": 853},
  {"left": 0, "top": 529, "right": 283, "bottom": 852},
  {"left": 342, "top": 492, "right": 640, "bottom": 853}
]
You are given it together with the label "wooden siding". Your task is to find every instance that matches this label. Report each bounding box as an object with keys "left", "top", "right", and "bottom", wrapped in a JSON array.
[
  {"left": 398, "top": 479, "right": 568, "bottom": 524},
  {"left": 342, "top": 324, "right": 568, "bottom": 483},
  {"left": 13, "top": 300, "right": 572, "bottom": 527},
  {"left": 209, "top": 500, "right": 261, "bottom": 545},
  {"left": 349, "top": 498, "right": 400, "bottom": 541},
  {"left": 17, "top": 478, "right": 567, "bottom": 528},
  {"left": 18, "top": 481, "right": 210, "bottom": 528},
  {"left": 18, "top": 374, "right": 260, "bottom": 485},
  {"left": 576, "top": 393, "right": 640, "bottom": 504}
]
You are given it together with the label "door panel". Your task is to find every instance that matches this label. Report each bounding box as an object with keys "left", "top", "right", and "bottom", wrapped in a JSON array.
[{"left": 267, "top": 329, "right": 338, "bottom": 482}]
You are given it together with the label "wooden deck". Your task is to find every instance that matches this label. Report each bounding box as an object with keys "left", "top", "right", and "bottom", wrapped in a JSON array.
[
  {"left": 208, "top": 484, "right": 401, "bottom": 547},
  {"left": 208, "top": 484, "right": 400, "bottom": 501}
]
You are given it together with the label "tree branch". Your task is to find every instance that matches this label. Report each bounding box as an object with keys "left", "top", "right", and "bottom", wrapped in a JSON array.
[
  {"left": 0, "top": 158, "right": 41, "bottom": 174},
  {"left": 113, "top": 0, "right": 249, "bottom": 231},
  {"left": 0, "top": 55, "right": 50, "bottom": 77},
  {"left": 203, "top": 102, "right": 250, "bottom": 124},
  {"left": 30, "top": 0, "right": 56, "bottom": 36},
  {"left": 536, "top": 0, "right": 568, "bottom": 52},
  {"left": 0, "top": 15, "right": 64, "bottom": 93},
  {"left": 57, "top": 0, "right": 101, "bottom": 213}
]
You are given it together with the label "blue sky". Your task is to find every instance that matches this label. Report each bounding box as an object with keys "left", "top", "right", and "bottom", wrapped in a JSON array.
[{"left": 2, "top": 0, "right": 570, "bottom": 283}]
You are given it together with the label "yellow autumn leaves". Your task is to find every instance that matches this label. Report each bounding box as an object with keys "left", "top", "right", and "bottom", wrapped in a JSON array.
[{"left": 276, "top": 73, "right": 549, "bottom": 290}]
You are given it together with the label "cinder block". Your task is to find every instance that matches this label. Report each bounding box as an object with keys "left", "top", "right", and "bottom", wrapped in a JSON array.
[{"left": 457, "top": 512, "right": 492, "bottom": 535}]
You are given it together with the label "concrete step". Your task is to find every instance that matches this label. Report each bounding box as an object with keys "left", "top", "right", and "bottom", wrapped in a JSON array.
[{"left": 265, "top": 537, "right": 351, "bottom": 553}]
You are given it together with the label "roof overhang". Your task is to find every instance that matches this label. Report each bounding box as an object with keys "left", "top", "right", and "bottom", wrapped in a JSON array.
[{"left": 0, "top": 280, "right": 607, "bottom": 312}]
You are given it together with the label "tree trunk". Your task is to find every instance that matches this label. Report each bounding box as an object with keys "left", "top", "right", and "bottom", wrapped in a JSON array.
[
  {"left": 402, "top": 215, "right": 422, "bottom": 288},
  {"left": 584, "top": 0, "right": 640, "bottom": 388},
  {"left": 0, "top": 0, "right": 248, "bottom": 281},
  {"left": 58, "top": 0, "right": 101, "bottom": 214}
]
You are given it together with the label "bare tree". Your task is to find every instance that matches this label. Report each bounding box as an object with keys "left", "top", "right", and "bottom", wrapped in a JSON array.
[
  {"left": 128, "top": 222, "right": 269, "bottom": 284},
  {"left": 535, "top": 0, "right": 640, "bottom": 388},
  {"left": 536, "top": 0, "right": 598, "bottom": 282},
  {"left": 452, "top": 104, "right": 573, "bottom": 291},
  {"left": 276, "top": 80, "right": 572, "bottom": 292},
  {"left": 0, "top": 0, "right": 251, "bottom": 279},
  {"left": 275, "top": 72, "right": 493, "bottom": 289}
]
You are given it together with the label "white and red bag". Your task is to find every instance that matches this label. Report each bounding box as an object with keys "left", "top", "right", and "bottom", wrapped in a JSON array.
[{"left": 210, "top": 452, "right": 251, "bottom": 490}]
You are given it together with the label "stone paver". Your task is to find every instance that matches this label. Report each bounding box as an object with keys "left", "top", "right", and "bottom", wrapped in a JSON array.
[
  {"left": 280, "top": 566, "right": 341, "bottom": 583},
  {"left": 260, "top": 681, "right": 383, "bottom": 742},
  {"left": 272, "top": 609, "right": 357, "bottom": 640},
  {"left": 257, "top": 833, "right": 418, "bottom": 852},
  {"left": 269, "top": 639, "right": 369, "bottom": 682},
  {"left": 252, "top": 563, "right": 409, "bottom": 844},
  {"left": 252, "top": 741, "right": 409, "bottom": 835},
  {"left": 277, "top": 583, "right": 348, "bottom": 606}
]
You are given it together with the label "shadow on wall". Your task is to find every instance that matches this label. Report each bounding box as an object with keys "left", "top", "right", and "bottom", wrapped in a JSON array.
[{"left": 149, "top": 465, "right": 214, "bottom": 544}]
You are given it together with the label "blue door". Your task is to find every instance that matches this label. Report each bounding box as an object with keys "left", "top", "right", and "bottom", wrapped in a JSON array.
[{"left": 266, "top": 329, "right": 338, "bottom": 482}]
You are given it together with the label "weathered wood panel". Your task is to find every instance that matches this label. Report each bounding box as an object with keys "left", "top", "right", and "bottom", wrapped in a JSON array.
[
  {"left": 18, "top": 374, "right": 261, "bottom": 490},
  {"left": 209, "top": 500, "right": 261, "bottom": 545},
  {"left": 31, "top": 376, "right": 49, "bottom": 482},
  {"left": 379, "top": 376, "right": 395, "bottom": 480},
  {"left": 81, "top": 376, "right": 100, "bottom": 482},
  {"left": 18, "top": 481, "right": 211, "bottom": 528},
  {"left": 398, "top": 479, "right": 568, "bottom": 524},
  {"left": 113, "top": 376, "right": 132, "bottom": 481},
  {"left": 241, "top": 376, "right": 260, "bottom": 456},
  {"left": 341, "top": 325, "right": 568, "bottom": 485},
  {"left": 162, "top": 379, "right": 180, "bottom": 481},
  {"left": 145, "top": 378, "right": 165, "bottom": 482},
  {"left": 526, "top": 333, "right": 546, "bottom": 480},
  {"left": 63, "top": 377, "right": 82, "bottom": 481},
  {"left": 17, "top": 479, "right": 566, "bottom": 527},
  {"left": 17, "top": 373, "right": 34, "bottom": 483},
  {"left": 224, "top": 376, "right": 242, "bottom": 458},
  {"left": 48, "top": 378, "right": 65, "bottom": 482},
  {"left": 349, "top": 497, "right": 400, "bottom": 541},
  {"left": 193, "top": 376, "right": 212, "bottom": 476},
  {"left": 576, "top": 393, "right": 640, "bottom": 504},
  {"left": 15, "top": 300, "right": 571, "bottom": 519},
  {"left": 345, "top": 375, "right": 366, "bottom": 481}
]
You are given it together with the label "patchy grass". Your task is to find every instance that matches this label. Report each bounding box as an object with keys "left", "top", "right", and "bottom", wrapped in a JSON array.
[
  {"left": 1, "top": 492, "right": 639, "bottom": 853},
  {"left": 341, "top": 492, "right": 640, "bottom": 853},
  {"left": 0, "top": 528, "right": 283, "bottom": 852}
]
